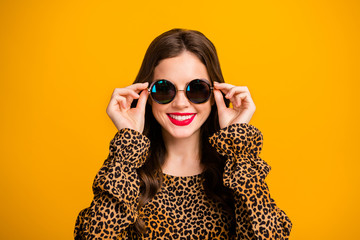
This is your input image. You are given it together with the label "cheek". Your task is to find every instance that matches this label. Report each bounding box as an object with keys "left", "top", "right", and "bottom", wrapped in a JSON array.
[
  {"left": 151, "top": 104, "right": 166, "bottom": 122},
  {"left": 197, "top": 104, "right": 212, "bottom": 119}
]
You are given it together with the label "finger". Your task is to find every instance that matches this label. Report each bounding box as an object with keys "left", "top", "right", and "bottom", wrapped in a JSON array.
[
  {"left": 213, "top": 82, "right": 234, "bottom": 95},
  {"left": 126, "top": 82, "right": 149, "bottom": 93},
  {"left": 215, "top": 84, "right": 250, "bottom": 97},
  {"left": 225, "top": 86, "right": 250, "bottom": 99},
  {"left": 230, "top": 92, "right": 248, "bottom": 108},
  {"left": 114, "top": 93, "right": 137, "bottom": 110},
  {"left": 135, "top": 88, "right": 149, "bottom": 113},
  {"left": 213, "top": 89, "right": 227, "bottom": 112},
  {"left": 114, "top": 88, "right": 140, "bottom": 99},
  {"left": 112, "top": 95, "right": 128, "bottom": 109},
  {"left": 114, "top": 88, "right": 141, "bottom": 108}
]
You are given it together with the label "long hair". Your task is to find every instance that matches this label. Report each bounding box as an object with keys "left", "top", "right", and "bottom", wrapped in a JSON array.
[{"left": 130, "top": 28, "right": 235, "bottom": 235}]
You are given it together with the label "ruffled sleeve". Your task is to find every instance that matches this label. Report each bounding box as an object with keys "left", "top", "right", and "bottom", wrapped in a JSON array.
[
  {"left": 209, "top": 123, "right": 292, "bottom": 240},
  {"left": 74, "top": 128, "right": 150, "bottom": 240}
]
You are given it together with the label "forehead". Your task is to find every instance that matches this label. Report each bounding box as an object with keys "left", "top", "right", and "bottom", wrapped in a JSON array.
[{"left": 153, "top": 51, "right": 210, "bottom": 84}]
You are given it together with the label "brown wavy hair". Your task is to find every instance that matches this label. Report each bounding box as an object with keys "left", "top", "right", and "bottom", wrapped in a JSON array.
[{"left": 130, "top": 28, "right": 235, "bottom": 236}]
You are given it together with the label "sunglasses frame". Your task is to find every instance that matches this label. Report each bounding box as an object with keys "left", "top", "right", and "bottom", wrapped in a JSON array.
[{"left": 148, "top": 78, "right": 214, "bottom": 104}]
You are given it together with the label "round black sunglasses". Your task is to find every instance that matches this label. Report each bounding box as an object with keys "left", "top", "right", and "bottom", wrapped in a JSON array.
[{"left": 148, "top": 79, "right": 213, "bottom": 104}]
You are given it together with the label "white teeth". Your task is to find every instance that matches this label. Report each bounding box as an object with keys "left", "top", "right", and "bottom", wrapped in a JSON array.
[{"left": 169, "top": 114, "right": 195, "bottom": 121}]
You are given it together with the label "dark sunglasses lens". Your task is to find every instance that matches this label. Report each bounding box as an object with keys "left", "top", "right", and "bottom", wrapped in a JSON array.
[
  {"left": 151, "top": 80, "right": 176, "bottom": 104},
  {"left": 186, "top": 80, "right": 211, "bottom": 103}
]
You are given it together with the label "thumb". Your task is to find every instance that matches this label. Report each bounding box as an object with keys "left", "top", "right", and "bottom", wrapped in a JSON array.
[
  {"left": 214, "top": 89, "right": 227, "bottom": 113},
  {"left": 136, "top": 87, "right": 149, "bottom": 114}
]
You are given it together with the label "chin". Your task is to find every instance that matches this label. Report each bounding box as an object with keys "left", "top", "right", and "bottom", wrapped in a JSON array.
[{"left": 163, "top": 127, "right": 200, "bottom": 140}]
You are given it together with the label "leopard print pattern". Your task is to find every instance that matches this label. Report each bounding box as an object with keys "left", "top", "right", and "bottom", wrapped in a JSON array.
[
  {"left": 74, "top": 123, "right": 292, "bottom": 239},
  {"left": 209, "top": 123, "right": 292, "bottom": 239},
  {"left": 74, "top": 128, "right": 150, "bottom": 239},
  {"left": 134, "top": 173, "right": 234, "bottom": 239}
]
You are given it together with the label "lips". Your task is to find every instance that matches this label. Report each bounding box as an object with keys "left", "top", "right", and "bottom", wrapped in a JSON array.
[{"left": 167, "top": 113, "right": 196, "bottom": 126}]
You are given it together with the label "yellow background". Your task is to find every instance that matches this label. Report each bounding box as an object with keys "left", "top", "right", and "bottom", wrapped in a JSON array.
[{"left": 1, "top": 0, "right": 359, "bottom": 239}]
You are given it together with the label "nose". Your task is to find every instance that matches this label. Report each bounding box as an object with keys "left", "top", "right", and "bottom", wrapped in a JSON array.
[{"left": 171, "top": 90, "right": 190, "bottom": 108}]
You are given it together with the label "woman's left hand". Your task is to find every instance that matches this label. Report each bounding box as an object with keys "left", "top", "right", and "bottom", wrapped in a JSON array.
[{"left": 213, "top": 82, "right": 256, "bottom": 129}]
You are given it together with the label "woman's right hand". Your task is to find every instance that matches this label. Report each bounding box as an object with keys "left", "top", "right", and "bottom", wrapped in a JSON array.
[{"left": 106, "top": 82, "right": 149, "bottom": 133}]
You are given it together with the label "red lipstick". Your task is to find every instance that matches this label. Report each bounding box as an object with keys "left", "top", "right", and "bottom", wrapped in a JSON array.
[{"left": 167, "top": 113, "right": 196, "bottom": 126}]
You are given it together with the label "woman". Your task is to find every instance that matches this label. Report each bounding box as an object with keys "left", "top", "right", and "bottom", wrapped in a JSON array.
[{"left": 74, "top": 28, "right": 292, "bottom": 239}]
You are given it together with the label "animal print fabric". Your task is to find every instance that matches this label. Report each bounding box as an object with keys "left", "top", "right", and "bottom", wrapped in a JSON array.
[
  {"left": 209, "top": 123, "right": 292, "bottom": 239},
  {"left": 133, "top": 172, "right": 234, "bottom": 240},
  {"left": 74, "top": 123, "right": 292, "bottom": 239}
]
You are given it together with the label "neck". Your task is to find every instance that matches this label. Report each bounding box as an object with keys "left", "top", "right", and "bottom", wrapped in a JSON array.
[{"left": 161, "top": 129, "right": 204, "bottom": 176}]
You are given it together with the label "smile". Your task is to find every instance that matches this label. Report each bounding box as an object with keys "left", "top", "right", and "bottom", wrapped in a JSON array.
[{"left": 167, "top": 113, "right": 196, "bottom": 126}]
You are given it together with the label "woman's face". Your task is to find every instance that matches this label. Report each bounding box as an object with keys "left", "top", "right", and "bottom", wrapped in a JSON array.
[{"left": 151, "top": 51, "right": 212, "bottom": 140}]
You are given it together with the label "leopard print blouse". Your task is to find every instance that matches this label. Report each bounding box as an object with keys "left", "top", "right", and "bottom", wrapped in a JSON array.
[{"left": 74, "top": 123, "right": 292, "bottom": 239}]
